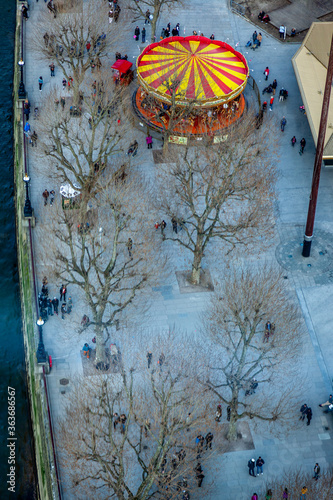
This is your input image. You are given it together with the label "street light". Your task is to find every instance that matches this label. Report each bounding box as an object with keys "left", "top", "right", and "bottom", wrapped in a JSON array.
[
  {"left": 18, "top": 59, "right": 26, "bottom": 99},
  {"left": 36, "top": 317, "right": 47, "bottom": 364},
  {"left": 23, "top": 173, "right": 33, "bottom": 218}
]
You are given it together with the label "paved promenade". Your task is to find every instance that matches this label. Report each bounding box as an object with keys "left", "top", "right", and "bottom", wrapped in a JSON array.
[{"left": 23, "top": 1, "right": 333, "bottom": 499}]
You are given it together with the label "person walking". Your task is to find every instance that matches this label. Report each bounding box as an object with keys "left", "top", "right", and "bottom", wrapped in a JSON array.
[
  {"left": 257, "top": 32, "right": 262, "bottom": 46},
  {"left": 43, "top": 32, "right": 49, "bottom": 46},
  {"left": 59, "top": 284, "right": 67, "bottom": 302},
  {"left": 300, "top": 403, "right": 308, "bottom": 421},
  {"left": 52, "top": 297, "right": 59, "bottom": 315},
  {"left": 146, "top": 351, "right": 152, "bottom": 368},
  {"left": 61, "top": 302, "right": 67, "bottom": 319},
  {"left": 283, "top": 487, "right": 289, "bottom": 499},
  {"left": 306, "top": 407, "right": 312, "bottom": 426},
  {"left": 145, "top": 9, "right": 150, "bottom": 24},
  {"left": 171, "top": 217, "right": 178, "bottom": 233},
  {"left": 195, "top": 464, "right": 205, "bottom": 487},
  {"left": 120, "top": 413, "right": 127, "bottom": 434},
  {"left": 82, "top": 343, "right": 90, "bottom": 359},
  {"left": 23, "top": 99, "right": 30, "bottom": 120},
  {"left": 205, "top": 432, "right": 213, "bottom": 450},
  {"left": 67, "top": 296, "right": 73, "bottom": 314},
  {"left": 300, "top": 138, "right": 306, "bottom": 155},
  {"left": 215, "top": 404, "right": 222, "bottom": 422},
  {"left": 146, "top": 134, "right": 153, "bottom": 149},
  {"left": 134, "top": 26, "right": 140, "bottom": 41},
  {"left": 142, "top": 27, "right": 146, "bottom": 43},
  {"left": 313, "top": 463, "right": 320, "bottom": 480},
  {"left": 160, "top": 220, "right": 167, "bottom": 238},
  {"left": 256, "top": 456, "right": 265, "bottom": 475},
  {"left": 272, "top": 79, "right": 277, "bottom": 95},
  {"left": 24, "top": 122, "right": 31, "bottom": 139},
  {"left": 269, "top": 95, "right": 274, "bottom": 110},
  {"left": 49, "top": 62, "right": 55, "bottom": 76},
  {"left": 113, "top": 412, "right": 120, "bottom": 430},
  {"left": 264, "top": 66, "right": 269, "bottom": 81},
  {"left": 248, "top": 458, "right": 256, "bottom": 477},
  {"left": 158, "top": 352, "right": 165, "bottom": 370},
  {"left": 291, "top": 136, "right": 296, "bottom": 147},
  {"left": 38, "top": 76, "right": 43, "bottom": 92},
  {"left": 281, "top": 116, "right": 287, "bottom": 132},
  {"left": 265, "top": 489, "right": 272, "bottom": 500},
  {"left": 300, "top": 486, "right": 307, "bottom": 499},
  {"left": 31, "top": 131, "right": 38, "bottom": 147},
  {"left": 42, "top": 189, "right": 49, "bottom": 206},
  {"left": 47, "top": 298, "right": 53, "bottom": 316},
  {"left": 251, "top": 494, "right": 258, "bottom": 500},
  {"left": 196, "top": 434, "right": 204, "bottom": 455},
  {"left": 252, "top": 31, "right": 257, "bottom": 44},
  {"left": 126, "top": 238, "right": 133, "bottom": 257}
]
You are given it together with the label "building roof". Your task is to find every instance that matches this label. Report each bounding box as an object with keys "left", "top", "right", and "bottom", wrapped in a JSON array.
[{"left": 292, "top": 22, "right": 333, "bottom": 160}]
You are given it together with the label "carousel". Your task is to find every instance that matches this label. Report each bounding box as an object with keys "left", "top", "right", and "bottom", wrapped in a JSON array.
[{"left": 133, "top": 36, "right": 249, "bottom": 138}]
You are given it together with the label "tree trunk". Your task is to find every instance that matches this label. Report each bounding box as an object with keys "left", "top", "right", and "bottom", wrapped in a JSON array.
[
  {"left": 227, "top": 392, "right": 239, "bottom": 441},
  {"left": 227, "top": 412, "right": 238, "bottom": 441},
  {"left": 190, "top": 233, "right": 204, "bottom": 285},
  {"left": 150, "top": 15, "right": 158, "bottom": 43},
  {"left": 94, "top": 323, "right": 109, "bottom": 370}
]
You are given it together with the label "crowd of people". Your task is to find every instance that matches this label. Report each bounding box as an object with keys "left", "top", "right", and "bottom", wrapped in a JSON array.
[{"left": 38, "top": 280, "right": 72, "bottom": 322}]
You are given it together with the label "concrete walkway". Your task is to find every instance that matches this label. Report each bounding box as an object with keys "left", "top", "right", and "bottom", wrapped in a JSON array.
[{"left": 22, "top": 1, "right": 333, "bottom": 499}]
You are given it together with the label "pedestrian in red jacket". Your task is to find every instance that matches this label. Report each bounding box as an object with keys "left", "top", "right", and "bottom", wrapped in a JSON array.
[
  {"left": 269, "top": 95, "right": 274, "bottom": 110},
  {"left": 264, "top": 66, "right": 269, "bottom": 80}
]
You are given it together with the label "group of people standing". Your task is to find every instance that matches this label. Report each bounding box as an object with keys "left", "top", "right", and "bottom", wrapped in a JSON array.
[{"left": 38, "top": 279, "right": 71, "bottom": 322}]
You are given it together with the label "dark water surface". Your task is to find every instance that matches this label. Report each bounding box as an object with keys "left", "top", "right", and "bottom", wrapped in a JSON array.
[{"left": 0, "top": 1, "right": 37, "bottom": 498}]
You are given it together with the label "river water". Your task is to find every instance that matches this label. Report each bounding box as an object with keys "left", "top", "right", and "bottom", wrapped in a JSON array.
[{"left": 0, "top": 1, "right": 37, "bottom": 497}]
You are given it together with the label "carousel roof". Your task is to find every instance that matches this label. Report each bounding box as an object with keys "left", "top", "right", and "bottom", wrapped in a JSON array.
[{"left": 137, "top": 36, "right": 249, "bottom": 107}]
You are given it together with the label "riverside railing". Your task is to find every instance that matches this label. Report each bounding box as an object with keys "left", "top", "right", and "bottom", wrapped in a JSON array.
[{"left": 18, "top": 4, "right": 62, "bottom": 498}]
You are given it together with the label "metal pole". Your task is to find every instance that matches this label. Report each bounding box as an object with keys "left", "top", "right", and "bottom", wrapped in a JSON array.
[
  {"left": 302, "top": 33, "right": 333, "bottom": 257},
  {"left": 23, "top": 175, "right": 33, "bottom": 218},
  {"left": 36, "top": 318, "right": 47, "bottom": 364}
]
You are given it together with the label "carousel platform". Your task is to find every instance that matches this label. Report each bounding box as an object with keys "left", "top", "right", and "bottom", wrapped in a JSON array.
[{"left": 132, "top": 88, "right": 246, "bottom": 137}]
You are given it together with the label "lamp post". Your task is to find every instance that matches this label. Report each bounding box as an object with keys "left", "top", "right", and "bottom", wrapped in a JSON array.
[
  {"left": 18, "top": 59, "right": 26, "bottom": 100},
  {"left": 36, "top": 317, "right": 47, "bottom": 364},
  {"left": 23, "top": 173, "right": 33, "bottom": 218}
]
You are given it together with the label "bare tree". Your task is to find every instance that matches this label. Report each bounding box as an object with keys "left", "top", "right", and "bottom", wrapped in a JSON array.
[
  {"left": 59, "top": 335, "right": 211, "bottom": 498},
  {"left": 202, "top": 264, "right": 302, "bottom": 441},
  {"left": 33, "top": 0, "right": 112, "bottom": 103},
  {"left": 156, "top": 113, "right": 277, "bottom": 284},
  {"left": 38, "top": 71, "right": 127, "bottom": 202},
  {"left": 46, "top": 175, "right": 160, "bottom": 368},
  {"left": 126, "top": 0, "right": 181, "bottom": 43},
  {"left": 260, "top": 468, "right": 333, "bottom": 499}
]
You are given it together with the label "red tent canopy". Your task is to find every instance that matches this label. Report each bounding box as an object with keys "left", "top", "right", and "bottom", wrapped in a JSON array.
[
  {"left": 137, "top": 36, "right": 249, "bottom": 107},
  {"left": 112, "top": 59, "right": 133, "bottom": 74}
]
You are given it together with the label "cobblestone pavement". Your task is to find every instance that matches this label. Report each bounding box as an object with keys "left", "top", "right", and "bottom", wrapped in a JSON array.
[{"left": 22, "top": 1, "right": 333, "bottom": 499}]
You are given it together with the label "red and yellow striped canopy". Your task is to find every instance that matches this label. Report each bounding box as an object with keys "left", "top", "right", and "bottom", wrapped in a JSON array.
[{"left": 137, "top": 36, "right": 249, "bottom": 107}]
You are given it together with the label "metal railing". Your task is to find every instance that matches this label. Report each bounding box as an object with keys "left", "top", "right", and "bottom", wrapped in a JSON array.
[
  {"left": 230, "top": 0, "right": 245, "bottom": 16},
  {"left": 17, "top": 6, "right": 62, "bottom": 499}
]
